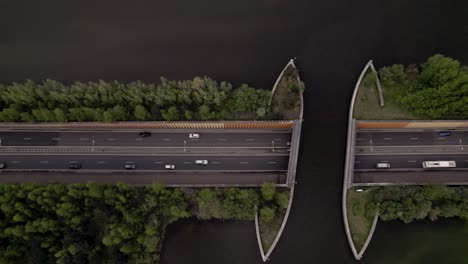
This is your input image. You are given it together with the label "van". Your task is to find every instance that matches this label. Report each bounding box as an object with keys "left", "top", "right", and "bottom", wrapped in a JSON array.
[{"left": 375, "top": 162, "right": 391, "bottom": 169}]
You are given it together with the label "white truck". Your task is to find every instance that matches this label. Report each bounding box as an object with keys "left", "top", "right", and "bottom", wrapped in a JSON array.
[{"left": 422, "top": 161, "right": 456, "bottom": 169}]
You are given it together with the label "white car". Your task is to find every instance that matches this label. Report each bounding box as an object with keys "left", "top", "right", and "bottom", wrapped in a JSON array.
[
  {"left": 189, "top": 133, "right": 200, "bottom": 139},
  {"left": 165, "top": 164, "right": 175, "bottom": 170},
  {"left": 195, "top": 160, "right": 208, "bottom": 165}
]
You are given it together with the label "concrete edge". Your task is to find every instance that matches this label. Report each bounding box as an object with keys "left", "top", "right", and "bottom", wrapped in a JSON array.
[
  {"left": 255, "top": 207, "right": 268, "bottom": 262},
  {"left": 353, "top": 182, "right": 468, "bottom": 187},
  {"left": 356, "top": 210, "right": 379, "bottom": 258},
  {"left": 368, "top": 62, "right": 384, "bottom": 107},
  {"left": 268, "top": 59, "right": 296, "bottom": 111},
  {"left": 255, "top": 58, "right": 303, "bottom": 262},
  {"left": 255, "top": 184, "right": 296, "bottom": 262},
  {"left": 343, "top": 60, "right": 374, "bottom": 261}
]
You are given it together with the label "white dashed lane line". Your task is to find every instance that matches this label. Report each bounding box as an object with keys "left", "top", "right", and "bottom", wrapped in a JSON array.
[
  {"left": 240, "top": 162, "right": 248, "bottom": 164},
  {"left": 24, "top": 138, "right": 32, "bottom": 140}
]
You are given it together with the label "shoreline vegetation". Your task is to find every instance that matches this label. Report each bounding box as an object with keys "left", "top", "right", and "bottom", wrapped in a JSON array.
[
  {"left": 0, "top": 183, "right": 287, "bottom": 263},
  {"left": 0, "top": 77, "right": 271, "bottom": 122},
  {"left": 353, "top": 54, "right": 468, "bottom": 120},
  {"left": 347, "top": 185, "right": 468, "bottom": 253},
  {"left": 0, "top": 64, "right": 303, "bottom": 263},
  {"left": 346, "top": 188, "right": 377, "bottom": 251},
  {"left": 257, "top": 183, "right": 289, "bottom": 252},
  {"left": 269, "top": 64, "right": 304, "bottom": 120}
]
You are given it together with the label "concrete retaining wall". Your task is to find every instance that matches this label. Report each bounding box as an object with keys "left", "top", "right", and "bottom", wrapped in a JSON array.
[
  {"left": 255, "top": 185, "right": 295, "bottom": 262},
  {"left": 255, "top": 59, "right": 303, "bottom": 262},
  {"left": 343, "top": 60, "right": 373, "bottom": 260}
]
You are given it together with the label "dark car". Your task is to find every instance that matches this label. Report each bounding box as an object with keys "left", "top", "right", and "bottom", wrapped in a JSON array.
[
  {"left": 139, "top": 132, "right": 152, "bottom": 137},
  {"left": 125, "top": 162, "right": 136, "bottom": 170},
  {"left": 439, "top": 131, "right": 452, "bottom": 137},
  {"left": 69, "top": 162, "right": 82, "bottom": 169},
  {"left": 0, "top": 163, "right": 6, "bottom": 169}
]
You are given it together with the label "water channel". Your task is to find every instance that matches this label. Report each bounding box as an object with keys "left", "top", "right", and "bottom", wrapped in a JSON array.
[{"left": 1, "top": 0, "right": 468, "bottom": 263}]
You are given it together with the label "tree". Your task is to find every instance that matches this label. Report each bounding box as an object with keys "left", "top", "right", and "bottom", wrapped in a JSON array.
[
  {"left": 259, "top": 206, "right": 275, "bottom": 223},
  {"left": 134, "top": 105, "right": 150, "bottom": 121},
  {"left": 261, "top": 182, "right": 276, "bottom": 201}
]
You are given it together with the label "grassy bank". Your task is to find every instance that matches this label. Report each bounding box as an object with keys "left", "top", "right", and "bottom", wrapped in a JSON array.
[
  {"left": 258, "top": 207, "right": 286, "bottom": 252},
  {"left": 269, "top": 65, "right": 303, "bottom": 120},
  {"left": 353, "top": 70, "right": 422, "bottom": 120},
  {"left": 257, "top": 185, "right": 290, "bottom": 253},
  {"left": 346, "top": 188, "right": 377, "bottom": 251}
]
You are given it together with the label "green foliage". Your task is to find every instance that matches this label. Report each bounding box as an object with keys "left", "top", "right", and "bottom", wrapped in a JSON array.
[
  {"left": 259, "top": 206, "right": 276, "bottom": 223},
  {"left": 379, "top": 54, "right": 468, "bottom": 119},
  {"left": 261, "top": 182, "right": 276, "bottom": 201},
  {"left": 372, "top": 185, "right": 468, "bottom": 223},
  {"left": 0, "top": 183, "right": 291, "bottom": 263},
  {"left": 0, "top": 77, "right": 271, "bottom": 122}
]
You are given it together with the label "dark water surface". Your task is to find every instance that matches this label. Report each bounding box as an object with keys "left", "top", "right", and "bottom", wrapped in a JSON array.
[{"left": 1, "top": 0, "right": 468, "bottom": 263}]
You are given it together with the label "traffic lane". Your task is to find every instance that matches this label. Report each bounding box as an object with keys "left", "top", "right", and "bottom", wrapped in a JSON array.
[
  {"left": 354, "top": 154, "right": 468, "bottom": 169},
  {"left": 356, "top": 131, "right": 468, "bottom": 146},
  {"left": 0, "top": 131, "right": 292, "bottom": 147},
  {"left": 0, "top": 155, "right": 289, "bottom": 171}
]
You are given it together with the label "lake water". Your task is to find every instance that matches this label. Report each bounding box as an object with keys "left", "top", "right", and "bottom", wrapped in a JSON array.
[{"left": 1, "top": 0, "right": 468, "bottom": 263}]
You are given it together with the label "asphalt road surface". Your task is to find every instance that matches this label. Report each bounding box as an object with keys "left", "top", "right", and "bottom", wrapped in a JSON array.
[
  {"left": 0, "top": 154, "right": 288, "bottom": 171},
  {"left": 356, "top": 130, "right": 468, "bottom": 146},
  {"left": 355, "top": 154, "right": 468, "bottom": 170},
  {"left": 0, "top": 131, "right": 292, "bottom": 147}
]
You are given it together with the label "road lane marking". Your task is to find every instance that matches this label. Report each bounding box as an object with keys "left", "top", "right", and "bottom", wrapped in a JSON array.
[
  {"left": 212, "top": 161, "right": 221, "bottom": 164},
  {"left": 380, "top": 160, "right": 388, "bottom": 162},
  {"left": 79, "top": 138, "right": 88, "bottom": 140},
  {"left": 218, "top": 138, "right": 227, "bottom": 141},
  {"left": 356, "top": 138, "right": 364, "bottom": 141},
  {"left": 163, "top": 139, "right": 171, "bottom": 141},
  {"left": 246, "top": 139, "right": 255, "bottom": 141},
  {"left": 273, "top": 139, "right": 281, "bottom": 141},
  {"left": 384, "top": 138, "right": 392, "bottom": 140},
  {"left": 354, "top": 161, "right": 360, "bottom": 163},
  {"left": 24, "top": 138, "right": 32, "bottom": 140},
  {"left": 408, "top": 160, "right": 417, "bottom": 163},
  {"left": 97, "top": 161, "right": 106, "bottom": 164},
  {"left": 51, "top": 138, "right": 61, "bottom": 140},
  {"left": 410, "top": 137, "right": 419, "bottom": 140},
  {"left": 136, "top": 138, "right": 143, "bottom": 141},
  {"left": 437, "top": 138, "right": 447, "bottom": 140},
  {"left": 154, "top": 161, "right": 162, "bottom": 164},
  {"left": 268, "top": 161, "right": 277, "bottom": 164},
  {"left": 39, "top": 161, "right": 48, "bottom": 163},
  {"left": 107, "top": 138, "right": 116, "bottom": 141},
  {"left": 11, "top": 161, "right": 20, "bottom": 163},
  {"left": 183, "top": 162, "right": 192, "bottom": 164},
  {"left": 240, "top": 161, "right": 248, "bottom": 164}
]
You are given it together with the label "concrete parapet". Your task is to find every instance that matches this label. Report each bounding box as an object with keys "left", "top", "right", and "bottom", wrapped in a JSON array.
[
  {"left": 343, "top": 60, "right": 373, "bottom": 260},
  {"left": 355, "top": 211, "right": 379, "bottom": 260},
  {"left": 255, "top": 184, "right": 295, "bottom": 262},
  {"left": 369, "top": 62, "right": 384, "bottom": 107}
]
